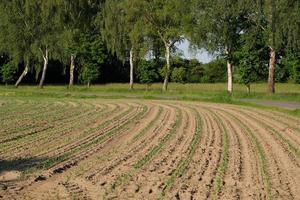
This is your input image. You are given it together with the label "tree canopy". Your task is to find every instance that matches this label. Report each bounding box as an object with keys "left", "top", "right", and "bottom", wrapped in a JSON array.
[{"left": 0, "top": 0, "right": 299, "bottom": 92}]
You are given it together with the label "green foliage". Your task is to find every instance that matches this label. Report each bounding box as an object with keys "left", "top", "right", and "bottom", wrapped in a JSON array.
[
  {"left": 171, "top": 67, "right": 187, "bottom": 83},
  {"left": 189, "top": 0, "right": 246, "bottom": 59},
  {"left": 101, "top": 0, "right": 145, "bottom": 61},
  {"left": 1, "top": 62, "right": 17, "bottom": 84},
  {"left": 188, "top": 65, "right": 204, "bottom": 83},
  {"left": 281, "top": 53, "right": 300, "bottom": 84},
  {"left": 0, "top": 0, "right": 35, "bottom": 66},
  {"left": 234, "top": 25, "right": 269, "bottom": 87},
  {"left": 137, "top": 60, "right": 159, "bottom": 86},
  {"left": 201, "top": 59, "right": 227, "bottom": 83},
  {"left": 59, "top": 0, "right": 101, "bottom": 61},
  {"left": 185, "top": 59, "right": 204, "bottom": 83},
  {"left": 79, "top": 64, "right": 100, "bottom": 87},
  {"left": 78, "top": 33, "right": 106, "bottom": 86}
]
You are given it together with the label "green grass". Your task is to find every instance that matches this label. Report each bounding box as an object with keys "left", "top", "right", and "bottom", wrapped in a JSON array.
[
  {"left": 0, "top": 83, "right": 299, "bottom": 102},
  {"left": 0, "top": 83, "right": 299, "bottom": 119}
]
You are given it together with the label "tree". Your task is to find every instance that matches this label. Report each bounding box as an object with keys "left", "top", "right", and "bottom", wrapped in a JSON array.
[
  {"left": 31, "top": 1, "right": 64, "bottom": 88},
  {"left": 187, "top": 59, "right": 204, "bottom": 83},
  {"left": 129, "top": 0, "right": 187, "bottom": 91},
  {"left": 101, "top": 0, "right": 144, "bottom": 90},
  {"left": 234, "top": 24, "right": 269, "bottom": 92},
  {"left": 188, "top": 0, "right": 247, "bottom": 93},
  {"left": 246, "top": 0, "right": 300, "bottom": 93},
  {"left": 0, "top": 0, "right": 36, "bottom": 87},
  {"left": 59, "top": 0, "right": 101, "bottom": 87},
  {"left": 201, "top": 59, "right": 227, "bottom": 83},
  {"left": 78, "top": 32, "right": 106, "bottom": 87},
  {"left": 281, "top": 52, "right": 300, "bottom": 84}
]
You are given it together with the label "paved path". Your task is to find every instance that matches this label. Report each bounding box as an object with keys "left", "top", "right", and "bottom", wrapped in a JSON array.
[{"left": 241, "top": 99, "right": 300, "bottom": 110}]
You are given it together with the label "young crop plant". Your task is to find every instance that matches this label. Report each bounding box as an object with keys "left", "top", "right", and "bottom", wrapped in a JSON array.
[
  {"left": 206, "top": 109, "right": 230, "bottom": 199},
  {"left": 106, "top": 107, "right": 183, "bottom": 197},
  {"left": 239, "top": 110, "right": 300, "bottom": 159},
  {"left": 160, "top": 107, "right": 203, "bottom": 198},
  {"left": 133, "top": 108, "right": 182, "bottom": 170},
  {"left": 224, "top": 111, "right": 273, "bottom": 200}
]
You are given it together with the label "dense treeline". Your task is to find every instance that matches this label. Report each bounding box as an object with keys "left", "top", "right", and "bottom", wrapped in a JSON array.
[{"left": 0, "top": 0, "right": 299, "bottom": 93}]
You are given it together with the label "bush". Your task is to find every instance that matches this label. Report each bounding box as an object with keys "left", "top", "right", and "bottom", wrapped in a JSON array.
[
  {"left": 201, "top": 59, "right": 227, "bottom": 83},
  {"left": 187, "top": 65, "right": 204, "bottom": 83},
  {"left": 1, "top": 61, "right": 17, "bottom": 84},
  {"left": 79, "top": 63, "right": 99, "bottom": 87},
  {"left": 281, "top": 53, "right": 300, "bottom": 84},
  {"left": 171, "top": 67, "right": 187, "bottom": 83},
  {"left": 137, "top": 59, "right": 159, "bottom": 87}
]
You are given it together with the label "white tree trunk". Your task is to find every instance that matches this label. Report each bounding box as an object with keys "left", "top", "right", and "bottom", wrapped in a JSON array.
[
  {"left": 162, "top": 44, "right": 170, "bottom": 91},
  {"left": 15, "top": 61, "right": 29, "bottom": 88},
  {"left": 39, "top": 48, "right": 49, "bottom": 89},
  {"left": 247, "top": 84, "right": 251, "bottom": 93},
  {"left": 69, "top": 54, "right": 75, "bottom": 87},
  {"left": 129, "top": 47, "right": 134, "bottom": 90},
  {"left": 268, "top": 47, "right": 276, "bottom": 93},
  {"left": 227, "top": 60, "right": 233, "bottom": 93}
]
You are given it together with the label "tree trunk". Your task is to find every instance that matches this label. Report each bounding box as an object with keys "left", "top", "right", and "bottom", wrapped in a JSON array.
[
  {"left": 87, "top": 81, "right": 90, "bottom": 88},
  {"left": 227, "top": 60, "right": 233, "bottom": 93},
  {"left": 39, "top": 48, "right": 49, "bottom": 89},
  {"left": 129, "top": 47, "right": 134, "bottom": 90},
  {"left": 162, "top": 44, "right": 170, "bottom": 91},
  {"left": 268, "top": 47, "right": 276, "bottom": 93},
  {"left": 15, "top": 60, "right": 29, "bottom": 88},
  {"left": 246, "top": 84, "right": 251, "bottom": 93},
  {"left": 69, "top": 54, "right": 75, "bottom": 87}
]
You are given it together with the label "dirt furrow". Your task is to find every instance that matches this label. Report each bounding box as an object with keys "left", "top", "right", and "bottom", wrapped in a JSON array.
[
  {"left": 1, "top": 104, "right": 150, "bottom": 199},
  {"left": 231, "top": 108, "right": 300, "bottom": 165},
  {"left": 1, "top": 100, "right": 299, "bottom": 200},
  {"left": 214, "top": 108, "right": 266, "bottom": 199},
  {"left": 237, "top": 108, "right": 300, "bottom": 147},
  {"left": 84, "top": 104, "right": 177, "bottom": 187},
  {"left": 110, "top": 105, "right": 195, "bottom": 199},
  {"left": 15, "top": 103, "right": 156, "bottom": 200},
  {"left": 0, "top": 103, "right": 116, "bottom": 158},
  {"left": 222, "top": 107, "right": 298, "bottom": 199},
  {"left": 166, "top": 106, "right": 223, "bottom": 200},
  {"left": 80, "top": 104, "right": 169, "bottom": 182}
]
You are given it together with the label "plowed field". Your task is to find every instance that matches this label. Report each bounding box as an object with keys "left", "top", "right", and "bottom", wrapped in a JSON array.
[{"left": 0, "top": 98, "right": 299, "bottom": 200}]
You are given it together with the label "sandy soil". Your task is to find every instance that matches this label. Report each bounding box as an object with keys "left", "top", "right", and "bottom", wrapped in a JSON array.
[{"left": 0, "top": 99, "right": 299, "bottom": 200}]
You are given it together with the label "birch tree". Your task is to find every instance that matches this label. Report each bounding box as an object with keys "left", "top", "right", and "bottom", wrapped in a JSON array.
[
  {"left": 134, "top": 0, "right": 186, "bottom": 91},
  {"left": 188, "top": 0, "right": 247, "bottom": 93},
  {"left": 59, "top": 0, "right": 101, "bottom": 87},
  {"left": 101, "top": 0, "right": 144, "bottom": 90},
  {"left": 246, "top": 0, "right": 300, "bottom": 93},
  {"left": 0, "top": 0, "right": 36, "bottom": 87},
  {"left": 31, "top": 1, "right": 64, "bottom": 88}
]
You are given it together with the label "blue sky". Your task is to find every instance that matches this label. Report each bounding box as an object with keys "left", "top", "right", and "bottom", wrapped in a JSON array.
[{"left": 176, "top": 39, "right": 214, "bottom": 63}]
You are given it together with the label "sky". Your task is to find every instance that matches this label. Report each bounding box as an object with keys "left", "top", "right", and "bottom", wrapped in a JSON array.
[{"left": 176, "top": 39, "right": 214, "bottom": 63}]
